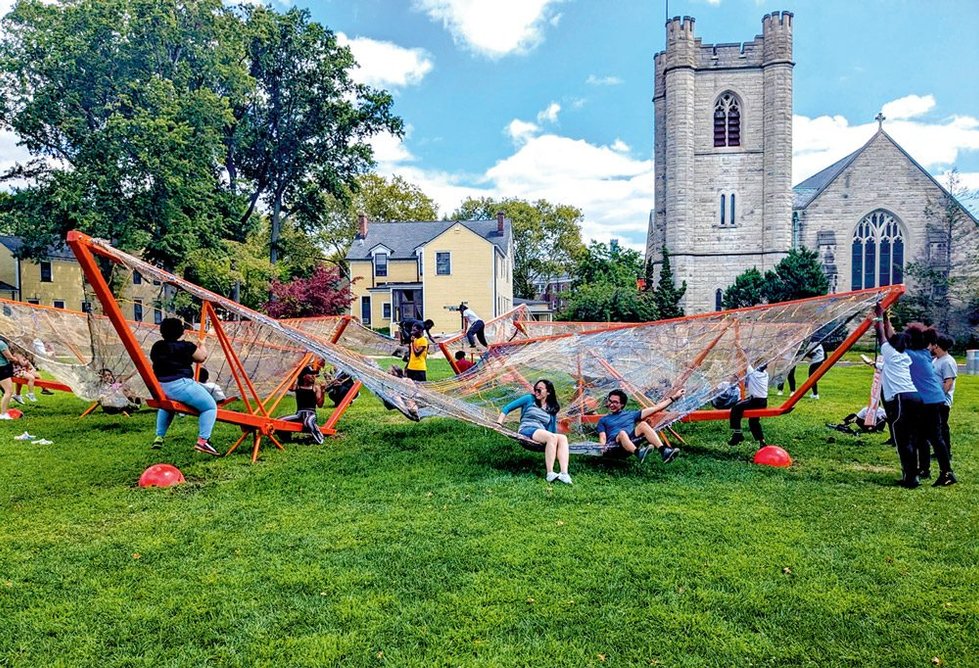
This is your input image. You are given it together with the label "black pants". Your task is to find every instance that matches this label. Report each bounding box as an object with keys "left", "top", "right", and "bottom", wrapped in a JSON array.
[
  {"left": 916, "top": 402, "right": 952, "bottom": 474},
  {"left": 807, "top": 362, "right": 821, "bottom": 395},
  {"left": 939, "top": 404, "right": 952, "bottom": 459},
  {"left": 405, "top": 368, "right": 427, "bottom": 382},
  {"left": 730, "top": 396, "right": 768, "bottom": 442},
  {"left": 883, "top": 392, "right": 922, "bottom": 480},
  {"left": 776, "top": 366, "right": 796, "bottom": 393},
  {"left": 466, "top": 320, "right": 487, "bottom": 347}
]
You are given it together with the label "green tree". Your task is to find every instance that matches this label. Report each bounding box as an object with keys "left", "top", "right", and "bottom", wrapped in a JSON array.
[
  {"left": 0, "top": 0, "right": 248, "bottom": 268},
  {"left": 761, "top": 247, "right": 829, "bottom": 303},
  {"left": 572, "top": 240, "right": 644, "bottom": 289},
  {"left": 651, "top": 246, "right": 686, "bottom": 319},
  {"left": 451, "top": 197, "right": 585, "bottom": 299},
  {"left": 722, "top": 267, "right": 766, "bottom": 309},
  {"left": 231, "top": 6, "right": 403, "bottom": 264},
  {"left": 559, "top": 240, "right": 656, "bottom": 322}
]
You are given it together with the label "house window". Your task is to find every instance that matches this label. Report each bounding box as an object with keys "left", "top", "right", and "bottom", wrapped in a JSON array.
[
  {"left": 382, "top": 302, "right": 391, "bottom": 319},
  {"left": 82, "top": 301, "right": 92, "bottom": 313},
  {"left": 851, "top": 210, "right": 904, "bottom": 290},
  {"left": 436, "top": 252, "right": 451, "bottom": 275},
  {"left": 713, "top": 92, "right": 741, "bottom": 147},
  {"left": 133, "top": 299, "right": 143, "bottom": 322},
  {"left": 53, "top": 300, "right": 65, "bottom": 309},
  {"left": 40, "top": 261, "right": 52, "bottom": 282},
  {"left": 719, "top": 193, "right": 737, "bottom": 227},
  {"left": 133, "top": 271, "right": 142, "bottom": 285},
  {"left": 361, "top": 296, "right": 371, "bottom": 324},
  {"left": 374, "top": 252, "right": 388, "bottom": 277},
  {"left": 720, "top": 194, "right": 726, "bottom": 226},
  {"left": 154, "top": 309, "right": 163, "bottom": 324},
  {"left": 27, "top": 298, "right": 39, "bottom": 305},
  {"left": 417, "top": 251, "right": 423, "bottom": 276},
  {"left": 730, "top": 193, "right": 736, "bottom": 225},
  {"left": 715, "top": 289, "right": 723, "bottom": 311}
]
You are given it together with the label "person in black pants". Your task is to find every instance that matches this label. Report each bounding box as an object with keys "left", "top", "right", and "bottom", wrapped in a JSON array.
[{"left": 729, "top": 363, "right": 769, "bottom": 447}]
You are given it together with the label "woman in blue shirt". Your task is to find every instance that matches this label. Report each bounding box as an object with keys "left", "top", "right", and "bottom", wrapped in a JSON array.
[
  {"left": 497, "top": 379, "right": 572, "bottom": 484},
  {"left": 904, "top": 323, "right": 955, "bottom": 486}
]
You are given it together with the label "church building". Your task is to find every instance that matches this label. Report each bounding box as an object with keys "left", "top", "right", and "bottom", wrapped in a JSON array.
[{"left": 646, "top": 12, "right": 977, "bottom": 314}]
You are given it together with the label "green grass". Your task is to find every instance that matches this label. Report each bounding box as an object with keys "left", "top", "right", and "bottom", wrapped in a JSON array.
[{"left": 1, "top": 355, "right": 977, "bottom": 667}]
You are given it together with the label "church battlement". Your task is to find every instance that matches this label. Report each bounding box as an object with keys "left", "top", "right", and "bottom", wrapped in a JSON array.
[
  {"left": 658, "top": 12, "right": 792, "bottom": 69},
  {"left": 762, "top": 11, "right": 793, "bottom": 63}
]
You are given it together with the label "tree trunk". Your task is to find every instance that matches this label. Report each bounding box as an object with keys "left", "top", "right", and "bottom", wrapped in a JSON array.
[{"left": 270, "top": 189, "right": 283, "bottom": 265}]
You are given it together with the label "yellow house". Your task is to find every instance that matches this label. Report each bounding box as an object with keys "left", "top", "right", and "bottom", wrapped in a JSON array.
[
  {"left": 346, "top": 213, "right": 514, "bottom": 335},
  {"left": 0, "top": 235, "right": 167, "bottom": 323}
]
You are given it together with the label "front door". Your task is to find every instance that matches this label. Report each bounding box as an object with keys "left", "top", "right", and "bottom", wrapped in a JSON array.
[{"left": 392, "top": 289, "right": 422, "bottom": 323}]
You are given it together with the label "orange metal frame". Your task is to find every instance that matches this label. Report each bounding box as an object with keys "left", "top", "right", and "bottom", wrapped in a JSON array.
[{"left": 66, "top": 231, "right": 359, "bottom": 461}]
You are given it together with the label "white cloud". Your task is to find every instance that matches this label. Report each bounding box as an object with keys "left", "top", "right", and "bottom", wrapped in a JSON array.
[
  {"left": 881, "top": 94, "right": 935, "bottom": 121},
  {"left": 586, "top": 74, "right": 623, "bottom": 86},
  {"left": 337, "top": 33, "right": 433, "bottom": 89},
  {"left": 413, "top": 0, "right": 562, "bottom": 59},
  {"left": 610, "top": 139, "right": 630, "bottom": 153},
  {"left": 536, "top": 102, "right": 560, "bottom": 124},
  {"left": 505, "top": 119, "right": 540, "bottom": 144}
]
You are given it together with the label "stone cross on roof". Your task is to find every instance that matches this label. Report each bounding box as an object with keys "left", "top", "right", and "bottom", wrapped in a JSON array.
[{"left": 875, "top": 112, "right": 885, "bottom": 130}]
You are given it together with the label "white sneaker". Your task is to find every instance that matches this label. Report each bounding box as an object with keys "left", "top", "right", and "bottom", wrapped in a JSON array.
[
  {"left": 0, "top": 413, "right": 13, "bottom": 420},
  {"left": 545, "top": 471, "right": 559, "bottom": 482},
  {"left": 11, "top": 395, "right": 23, "bottom": 405},
  {"left": 810, "top": 394, "right": 820, "bottom": 400},
  {"left": 31, "top": 439, "right": 53, "bottom": 445},
  {"left": 777, "top": 390, "right": 783, "bottom": 396},
  {"left": 14, "top": 431, "right": 34, "bottom": 441},
  {"left": 556, "top": 472, "right": 573, "bottom": 485},
  {"left": 26, "top": 393, "right": 37, "bottom": 402}
]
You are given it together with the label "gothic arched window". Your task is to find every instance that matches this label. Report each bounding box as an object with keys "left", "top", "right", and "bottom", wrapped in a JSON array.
[
  {"left": 713, "top": 92, "right": 741, "bottom": 147},
  {"left": 851, "top": 210, "right": 904, "bottom": 290}
]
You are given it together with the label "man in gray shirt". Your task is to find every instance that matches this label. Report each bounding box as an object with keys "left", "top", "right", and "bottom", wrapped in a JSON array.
[{"left": 930, "top": 333, "right": 957, "bottom": 458}]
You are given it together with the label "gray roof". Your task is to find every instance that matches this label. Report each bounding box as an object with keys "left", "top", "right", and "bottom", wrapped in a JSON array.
[
  {"left": 345, "top": 219, "right": 511, "bottom": 260},
  {"left": 0, "top": 235, "right": 76, "bottom": 260}
]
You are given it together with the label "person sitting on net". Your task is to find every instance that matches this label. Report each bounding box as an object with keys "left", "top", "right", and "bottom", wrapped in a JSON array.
[
  {"left": 597, "top": 389, "right": 683, "bottom": 463},
  {"left": 827, "top": 405, "right": 888, "bottom": 434},
  {"left": 454, "top": 350, "right": 475, "bottom": 374},
  {"left": 497, "top": 378, "right": 572, "bottom": 484},
  {"left": 728, "top": 362, "right": 769, "bottom": 447},
  {"left": 323, "top": 369, "right": 358, "bottom": 406},
  {"left": 11, "top": 351, "right": 41, "bottom": 404},
  {"left": 196, "top": 367, "right": 227, "bottom": 404},
  {"left": 280, "top": 365, "right": 325, "bottom": 444},
  {"left": 150, "top": 318, "right": 218, "bottom": 455}
]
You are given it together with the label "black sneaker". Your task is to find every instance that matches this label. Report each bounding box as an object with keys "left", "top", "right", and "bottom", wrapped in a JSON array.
[
  {"left": 728, "top": 432, "right": 745, "bottom": 446},
  {"left": 932, "top": 472, "right": 957, "bottom": 487},
  {"left": 194, "top": 440, "right": 220, "bottom": 456},
  {"left": 918, "top": 469, "right": 931, "bottom": 480},
  {"left": 636, "top": 446, "right": 650, "bottom": 464},
  {"left": 897, "top": 475, "right": 920, "bottom": 489},
  {"left": 41, "top": 388, "right": 55, "bottom": 395},
  {"left": 660, "top": 446, "right": 679, "bottom": 463}
]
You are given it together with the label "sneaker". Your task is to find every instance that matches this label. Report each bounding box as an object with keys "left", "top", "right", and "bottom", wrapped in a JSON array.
[
  {"left": 660, "top": 446, "right": 679, "bottom": 463},
  {"left": 918, "top": 469, "right": 931, "bottom": 480},
  {"left": 0, "top": 413, "right": 12, "bottom": 420},
  {"left": 151, "top": 436, "right": 164, "bottom": 450},
  {"left": 556, "top": 472, "right": 573, "bottom": 485},
  {"left": 777, "top": 390, "right": 784, "bottom": 396},
  {"left": 932, "top": 472, "right": 957, "bottom": 487},
  {"left": 545, "top": 471, "right": 559, "bottom": 482},
  {"left": 728, "top": 432, "right": 745, "bottom": 446},
  {"left": 897, "top": 475, "right": 920, "bottom": 489},
  {"left": 41, "top": 388, "right": 55, "bottom": 395},
  {"left": 636, "top": 446, "right": 651, "bottom": 464},
  {"left": 14, "top": 431, "right": 35, "bottom": 441},
  {"left": 11, "top": 395, "right": 23, "bottom": 405},
  {"left": 809, "top": 394, "right": 820, "bottom": 400},
  {"left": 31, "top": 438, "right": 53, "bottom": 445},
  {"left": 194, "top": 439, "right": 220, "bottom": 456},
  {"left": 26, "top": 393, "right": 37, "bottom": 402}
]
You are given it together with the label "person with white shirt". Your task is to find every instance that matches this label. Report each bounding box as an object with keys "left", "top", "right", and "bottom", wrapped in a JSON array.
[
  {"left": 930, "top": 333, "right": 957, "bottom": 459},
  {"left": 459, "top": 302, "right": 487, "bottom": 348},
  {"left": 805, "top": 343, "right": 825, "bottom": 399},
  {"left": 728, "top": 362, "right": 769, "bottom": 447}
]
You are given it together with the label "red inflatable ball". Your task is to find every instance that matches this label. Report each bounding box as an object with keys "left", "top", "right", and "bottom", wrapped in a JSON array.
[
  {"left": 6, "top": 408, "right": 22, "bottom": 419},
  {"left": 138, "top": 464, "right": 186, "bottom": 488},
  {"left": 753, "top": 445, "right": 792, "bottom": 468}
]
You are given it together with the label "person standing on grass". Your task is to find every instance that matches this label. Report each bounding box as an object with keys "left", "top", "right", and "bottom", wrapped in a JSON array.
[
  {"left": 930, "top": 333, "right": 957, "bottom": 460},
  {"left": 459, "top": 302, "right": 487, "bottom": 349},
  {"left": 0, "top": 338, "right": 22, "bottom": 419},
  {"left": 903, "top": 323, "right": 955, "bottom": 486},
  {"left": 597, "top": 389, "right": 683, "bottom": 463},
  {"left": 149, "top": 318, "right": 219, "bottom": 456},
  {"left": 804, "top": 343, "right": 825, "bottom": 399},
  {"left": 405, "top": 324, "right": 429, "bottom": 382},
  {"left": 497, "top": 379, "right": 572, "bottom": 484},
  {"left": 729, "top": 363, "right": 769, "bottom": 447}
]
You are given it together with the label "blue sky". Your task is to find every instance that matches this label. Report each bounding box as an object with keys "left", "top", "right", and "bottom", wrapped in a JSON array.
[{"left": 4, "top": 0, "right": 977, "bottom": 250}]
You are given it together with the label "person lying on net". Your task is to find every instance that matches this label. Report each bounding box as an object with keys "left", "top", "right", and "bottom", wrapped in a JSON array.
[{"left": 597, "top": 389, "right": 683, "bottom": 464}]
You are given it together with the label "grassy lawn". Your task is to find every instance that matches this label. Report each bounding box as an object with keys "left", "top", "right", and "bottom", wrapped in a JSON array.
[{"left": 1, "top": 355, "right": 977, "bottom": 666}]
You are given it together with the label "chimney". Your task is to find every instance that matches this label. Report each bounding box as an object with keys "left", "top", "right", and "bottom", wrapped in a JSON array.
[
  {"left": 496, "top": 211, "right": 505, "bottom": 234},
  {"left": 357, "top": 212, "right": 368, "bottom": 239}
]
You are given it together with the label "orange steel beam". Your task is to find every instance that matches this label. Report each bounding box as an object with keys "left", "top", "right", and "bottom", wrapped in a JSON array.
[{"left": 321, "top": 380, "right": 361, "bottom": 433}]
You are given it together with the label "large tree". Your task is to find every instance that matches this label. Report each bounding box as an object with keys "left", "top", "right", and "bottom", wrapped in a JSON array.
[
  {"left": 0, "top": 0, "right": 247, "bottom": 268},
  {"left": 230, "top": 6, "right": 403, "bottom": 264},
  {"left": 651, "top": 246, "right": 686, "bottom": 319},
  {"left": 451, "top": 197, "right": 585, "bottom": 299},
  {"left": 761, "top": 247, "right": 829, "bottom": 303},
  {"left": 560, "top": 240, "right": 656, "bottom": 322},
  {"left": 722, "top": 267, "right": 766, "bottom": 309}
]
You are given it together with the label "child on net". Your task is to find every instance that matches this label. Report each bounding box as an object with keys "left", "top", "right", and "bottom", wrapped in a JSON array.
[
  {"left": 281, "top": 365, "right": 325, "bottom": 444},
  {"left": 826, "top": 405, "right": 888, "bottom": 435}
]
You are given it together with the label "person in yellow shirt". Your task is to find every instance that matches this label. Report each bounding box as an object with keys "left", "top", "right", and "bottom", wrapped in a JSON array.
[{"left": 405, "top": 324, "right": 428, "bottom": 382}]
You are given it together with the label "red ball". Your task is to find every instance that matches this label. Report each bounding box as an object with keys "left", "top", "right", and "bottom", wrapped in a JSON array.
[
  {"left": 6, "top": 408, "right": 22, "bottom": 419},
  {"left": 753, "top": 445, "right": 792, "bottom": 468},
  {"left": 138, "top": 464, "right": 186, "bottom": 488}
]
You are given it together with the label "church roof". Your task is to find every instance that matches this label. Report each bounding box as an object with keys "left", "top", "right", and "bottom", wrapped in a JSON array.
[{"left": 793, "top": 130, "right": 979, "bottom": 227}]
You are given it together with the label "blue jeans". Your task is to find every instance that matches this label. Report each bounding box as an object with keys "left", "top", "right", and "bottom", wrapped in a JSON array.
[{"left": 156, "top": 378, "right": 218, "bottom": 440}]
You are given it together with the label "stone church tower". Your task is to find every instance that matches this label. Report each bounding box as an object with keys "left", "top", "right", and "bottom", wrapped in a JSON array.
[{"left": 647, "top": 12, "right": 794, "bottom": 313}]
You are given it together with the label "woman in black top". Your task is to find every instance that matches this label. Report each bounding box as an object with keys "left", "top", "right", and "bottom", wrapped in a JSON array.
[
  {"left": 149, "top": 318, "right": 219, "bottom": 455},
  {"left": 280, "top": 365, "right": 325, "bottom": 444}
]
